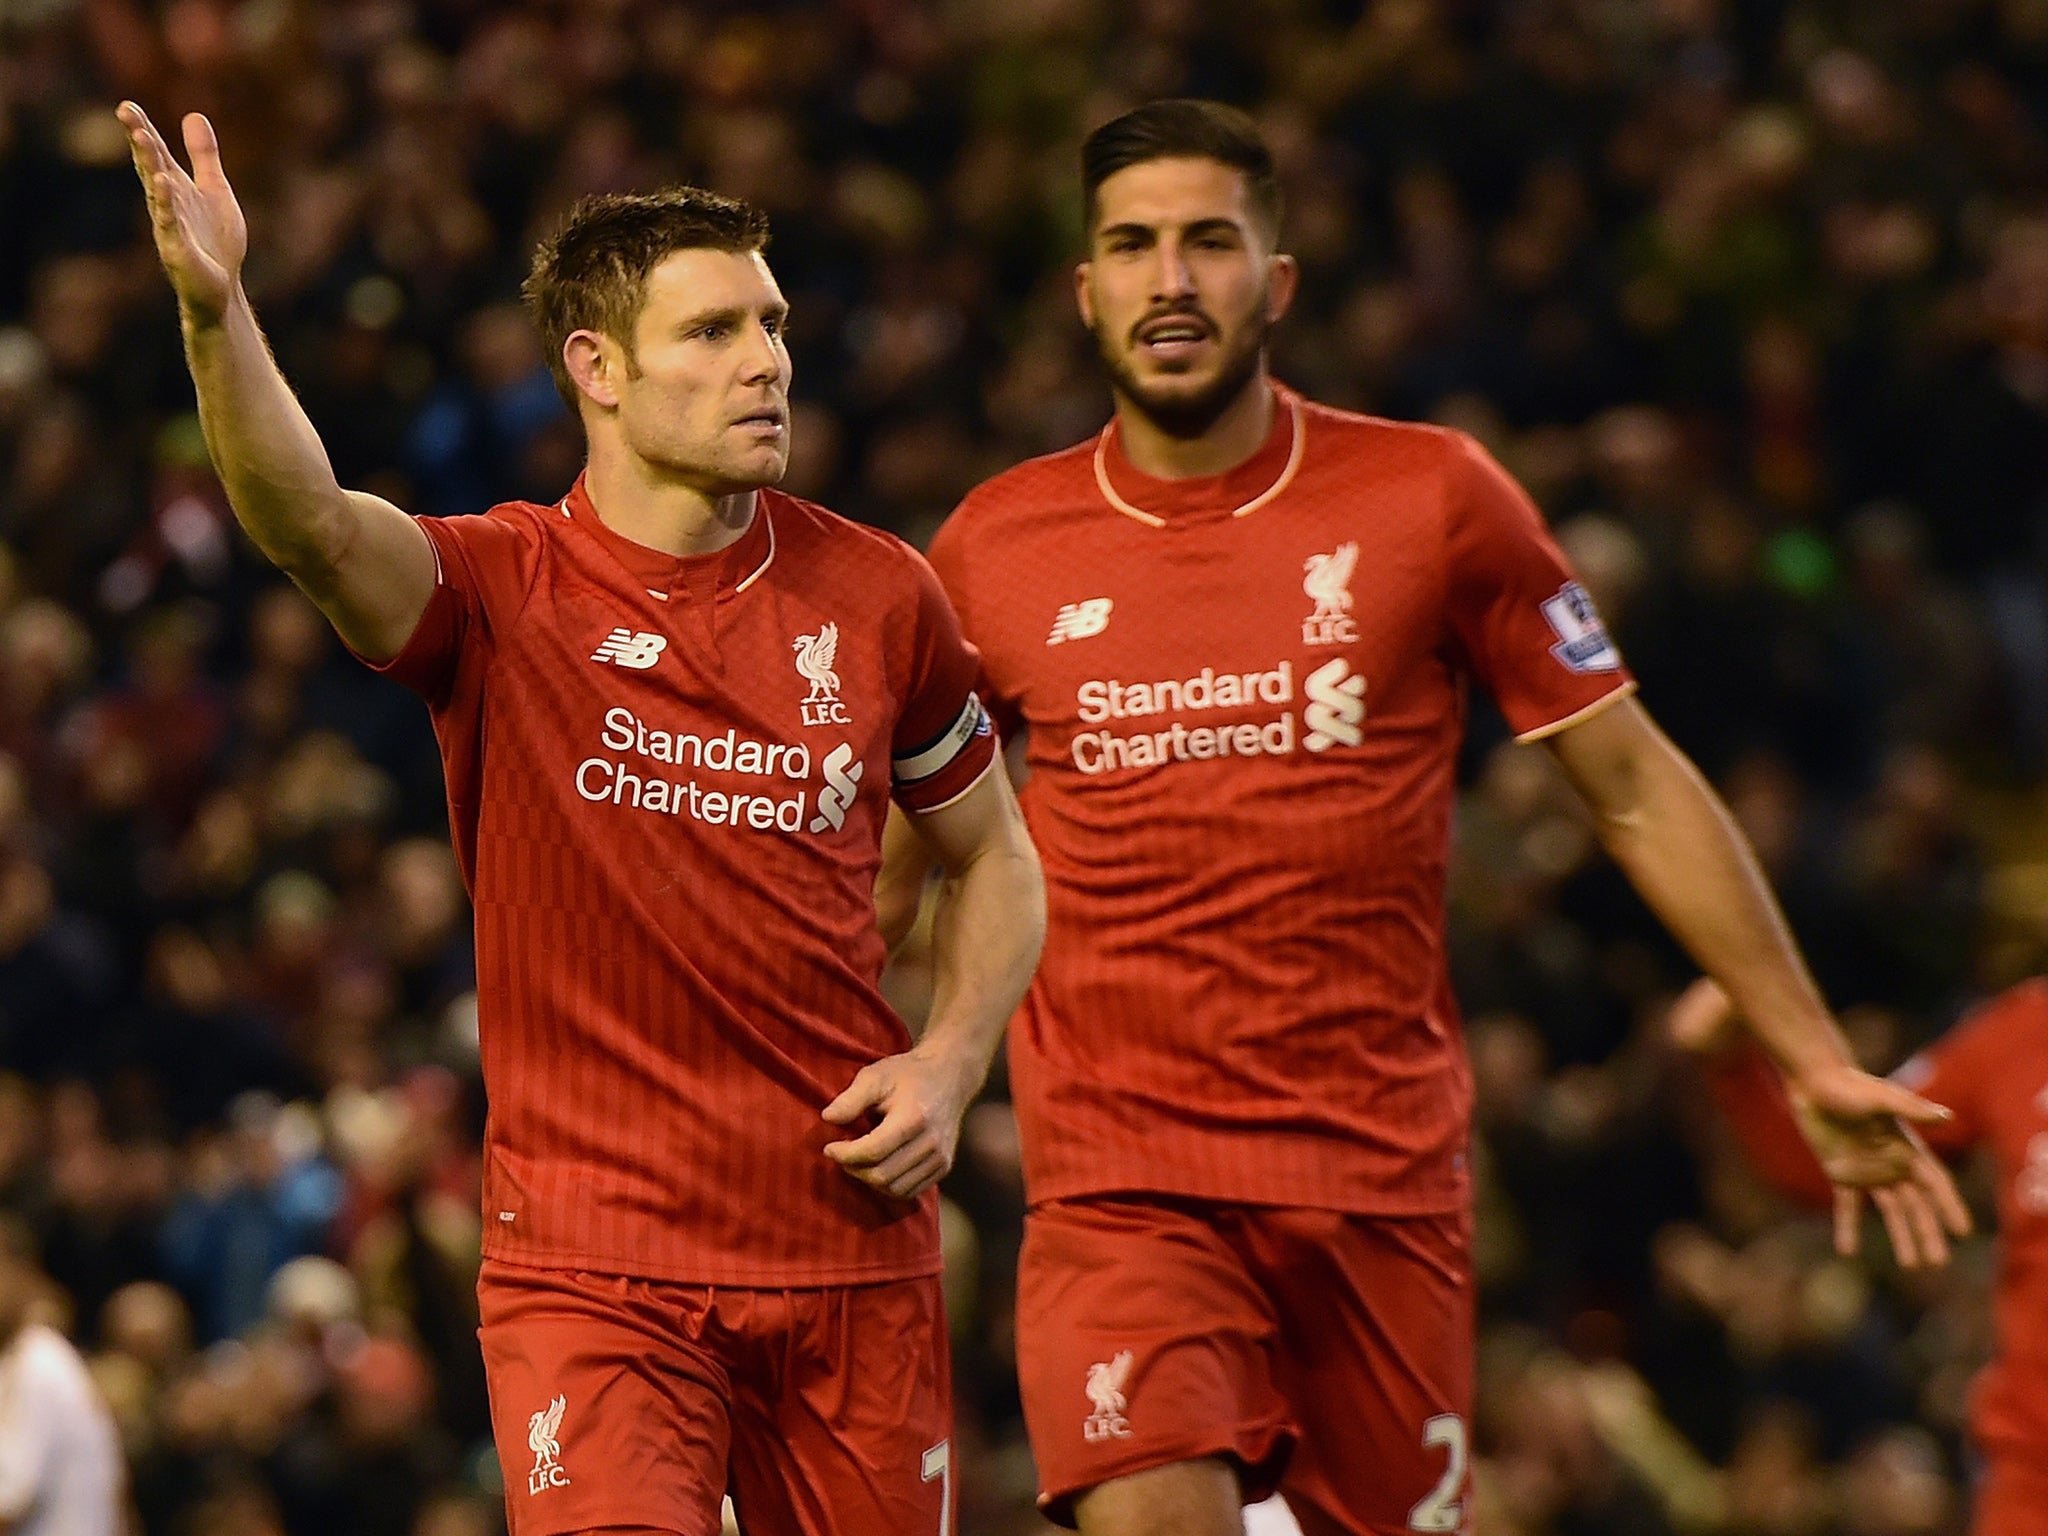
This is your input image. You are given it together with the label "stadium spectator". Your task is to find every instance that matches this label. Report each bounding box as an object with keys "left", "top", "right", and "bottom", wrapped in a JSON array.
[{"left": 0, "top": 1214, "right": 127, "bottom": 1536}]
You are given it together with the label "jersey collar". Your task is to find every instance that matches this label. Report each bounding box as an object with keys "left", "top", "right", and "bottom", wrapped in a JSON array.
[
  {"left": 1093, "top": 382, "right": 1306, "bottom": 529},
  {"left": 560, "top": 474, "right": 776, "bottom": 601}
]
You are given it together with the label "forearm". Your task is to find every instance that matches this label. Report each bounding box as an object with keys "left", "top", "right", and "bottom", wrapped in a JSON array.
[
  {"left": 182, "top": 292, "right": 352, "bottom": 579},
  {"left": 915, "top": 838, "right": 1044, "bottom": 1085},
  {"left": 1559, "top": 708, "right": 1850, "bottom": 1081},
  {"left": 181, "top": 294, "right": 434, "bottom": 658}
]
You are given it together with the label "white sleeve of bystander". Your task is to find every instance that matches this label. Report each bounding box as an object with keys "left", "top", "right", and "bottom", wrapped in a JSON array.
[{"left": 0, "top": 1331, "right": 55, "bottom": 1521}]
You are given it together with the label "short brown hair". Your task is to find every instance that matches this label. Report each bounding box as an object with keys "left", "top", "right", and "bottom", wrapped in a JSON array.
[
  {"left": 1081, "top": 99, "right": 1281, "bottom": 240},
  {"left": 522, "top": 187, "right": 772, "bottom": 408}
]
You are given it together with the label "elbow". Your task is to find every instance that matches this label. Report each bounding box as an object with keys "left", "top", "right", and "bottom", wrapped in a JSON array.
[
  {"left": 242, "top": 488, "right": 352, "bottom": 588},
  {"left": 287, "top": 497, "right": 357, "bottom": 582},
  {"left": 1592, "top": 796, "right": 1650, "bottom": 850}
]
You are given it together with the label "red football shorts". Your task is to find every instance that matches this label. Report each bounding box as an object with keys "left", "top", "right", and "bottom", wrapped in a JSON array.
[
  {"left": 1975, "top": 1454, "right": 2048, "bottom": 1535},
  {"left": 477, "top": 1260, "right": 955, "bottom": 1536},
  {"left": 1016, "top": 1197, "right": 1474, "bottom": 1535}
]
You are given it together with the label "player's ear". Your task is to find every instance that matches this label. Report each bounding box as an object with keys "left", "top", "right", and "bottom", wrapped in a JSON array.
[
  {"left": 1074, "top": 260, "right": 1097, "bottom": 330},
  {"left": 1264, "top": 253, "right": 1299, "bottom": 326},
  {"left": 563, "top": 330, "right": 622, "bottom": 412}
]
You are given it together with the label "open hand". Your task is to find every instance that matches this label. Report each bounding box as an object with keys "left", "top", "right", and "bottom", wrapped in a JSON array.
[
  {"left": 822, "top": 1047, "right": 980, "bottom": 1201},
  {"left": 1787, "top": 1063, "right": 1972, "bottom": 1268},
  {"left": 1669, "top": 978, "right": 1972, "bottom": 1267},
  {"left": 118, "top": 102, "right": 246, "bottom": 325}
]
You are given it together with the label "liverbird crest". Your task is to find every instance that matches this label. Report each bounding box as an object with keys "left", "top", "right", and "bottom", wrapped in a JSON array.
[
  {"left": 1302, "top": 542, "right": 1359, "bottom": 619},
  {"left": 793, "top": 622, "right": 841, "bottom": 702}
]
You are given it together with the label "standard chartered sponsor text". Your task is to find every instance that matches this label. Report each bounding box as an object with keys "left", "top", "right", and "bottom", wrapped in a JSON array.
[
  {"left": 1076, "top": 663, "right": 1294, "bottom": 723},
  {"left": 1069, "top": 660, "right": 1368, "bottom": 773},
  {"left": 575, "top": 706, "right": 821, "bottom": 830}
]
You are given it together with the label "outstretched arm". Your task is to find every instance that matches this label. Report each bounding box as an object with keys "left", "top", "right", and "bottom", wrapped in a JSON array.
[
  {"left": 120, "top": 103, "right": 434, "bottom": 660},
  {"left": 825, "top": 767, "right": 1045, "bottom": 1201},
  {"left": 1548, "top": 697, "right": 1970, "bottom": 1265}
]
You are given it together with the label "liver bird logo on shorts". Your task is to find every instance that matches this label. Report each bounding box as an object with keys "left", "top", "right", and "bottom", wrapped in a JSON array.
[
  {"left": 1301, "top": 543, "right": 1361, "bottom": 645},
  {"left": 526, "top": 1394, "right": 571, "bottom": 1495},
  {"left": 794, "top": 623, "right": 850, "bottom": 725},
  {"left": 1083, "top": 1350, "right": 1134, "bottom": 1442}
]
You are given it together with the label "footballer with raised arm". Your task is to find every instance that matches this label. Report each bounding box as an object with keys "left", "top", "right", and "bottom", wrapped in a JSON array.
[
  {"left": 880, "top": 98, "right": 1967, "bottom": 1536},
  {"left": 122, "top": 100, "right": 1044, "bottom": 1536}
]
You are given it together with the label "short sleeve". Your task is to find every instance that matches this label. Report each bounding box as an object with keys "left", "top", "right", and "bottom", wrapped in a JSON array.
[
  {"left": 891, "top": 545, "right": 997, "bottom": 812},
  {"left": 356, "top": 509, "right": 541, "bottom": 710},
  {"left": 1442, "top": 433, "right": 1635, "bottom": 742},
  {"left": 926, "top": 505, "right": 1024, "bottom": 742}
]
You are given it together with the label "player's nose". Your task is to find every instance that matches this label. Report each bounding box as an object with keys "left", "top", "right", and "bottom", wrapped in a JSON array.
[
  {"left": 1151, "top": 237, "right": 1196, "bottom": 300},
  {"left": 735, "top": 318, "right": 786, "bottom": 386}
]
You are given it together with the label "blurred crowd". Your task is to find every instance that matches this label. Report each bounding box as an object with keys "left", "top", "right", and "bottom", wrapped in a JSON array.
[{"left": 0, "top": 0, "right": 2045, "bottom": 1532}]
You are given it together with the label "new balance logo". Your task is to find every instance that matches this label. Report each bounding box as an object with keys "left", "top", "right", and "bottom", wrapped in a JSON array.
[
  {"left": 1083, "top": 1350, "right": 1134, "bottom": 1442},
  {"left": 1304, "top": 657, "right": 1366, "bottom": 750},
  {"left": 1047, "top": 598, "right": 1113, "bottom": 645},
  {"left": 808, "top": 743, "right": 863, "bottom": 833},
  {"left": 527, "top": 1394, "right": 571, "bottom": 1495},
  {"left": 591, "top": 629, "right": 667, "bottom": 669}
]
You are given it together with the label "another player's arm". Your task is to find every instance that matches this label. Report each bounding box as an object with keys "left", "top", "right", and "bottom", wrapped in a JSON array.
[
  {"left": 1545, "top": 695, "right": 1971, "bottom": 1264},
  {"left": 827, "top": 766, "right": 1045, "bottom": 1200},
  {"left": 120, "top": 103, "right": 433, "bottom": 660}
]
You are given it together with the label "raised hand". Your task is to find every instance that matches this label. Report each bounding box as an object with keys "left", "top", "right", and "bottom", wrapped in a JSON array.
[
  {"left": 1669, "top": 977, "right": 1973, "bottom": 1267},
  {"left": 118, "top": 102, "right": 247, "bottom": 326}
]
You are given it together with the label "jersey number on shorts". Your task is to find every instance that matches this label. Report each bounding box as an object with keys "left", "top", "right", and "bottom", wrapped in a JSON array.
[
  {"left": 1407, "top": 1414, "right": 1467, "bottom": 1533},
  {"left": 922, "top": 1439, "right": 951, "bottom": 1535}
]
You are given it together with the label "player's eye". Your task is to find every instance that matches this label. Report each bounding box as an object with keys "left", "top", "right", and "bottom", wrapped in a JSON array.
[{"left": 694, "top": 321, "right": 732, "bottom": 342}]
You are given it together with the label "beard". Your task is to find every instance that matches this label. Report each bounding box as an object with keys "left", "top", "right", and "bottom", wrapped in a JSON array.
[{"left": 1094, "top": 302, "right": 1271, "bottom": 440}]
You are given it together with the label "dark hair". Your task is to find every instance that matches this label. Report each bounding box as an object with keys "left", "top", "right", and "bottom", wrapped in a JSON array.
[
  {"left": 523, "top": 187, "right": 772, "bottom": 408},
  {"left": 1081, "top": 99, "right": 1282, "bottom": 238}
]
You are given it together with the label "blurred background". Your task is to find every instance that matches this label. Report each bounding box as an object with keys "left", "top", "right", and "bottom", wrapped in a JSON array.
[{"left": 0, "top": 0, "right": 2044, "bottom": 1532}]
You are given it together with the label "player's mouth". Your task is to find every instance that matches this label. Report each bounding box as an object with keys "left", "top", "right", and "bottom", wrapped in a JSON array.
[
  {"left": 1132, "top": 312, "right": 1216, "bottom": 366},
  {"left": 731, "top": 404, "right": 787, "bottom": 436}
]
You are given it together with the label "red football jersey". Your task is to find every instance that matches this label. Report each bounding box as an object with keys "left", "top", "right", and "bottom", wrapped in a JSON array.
[
  {"left": 370, "top": 477, "right": 995, "bottom": 1285},
  {"left": 1710, "top": 979, "right": 2048, "bottom": 1465},
  {"left": 928, "top": 384, "right": 1633, "bottom": 1215}
]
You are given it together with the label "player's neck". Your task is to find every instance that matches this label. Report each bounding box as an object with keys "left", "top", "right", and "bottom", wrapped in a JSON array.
[
  {"left": 582, "top": 451, "right": 755, "bottom": 557},
  {"left": 1112, "top": 374, "right": 1275, "bottom": 481}
]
